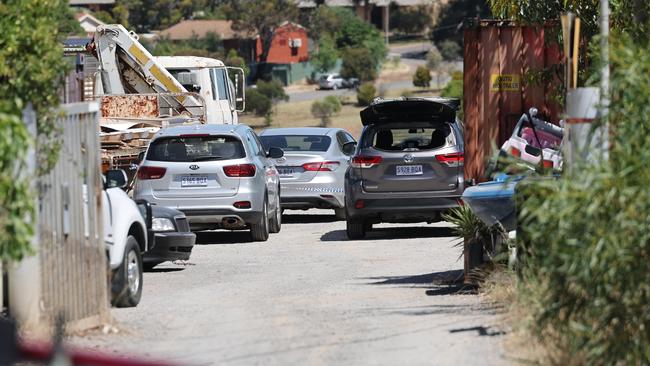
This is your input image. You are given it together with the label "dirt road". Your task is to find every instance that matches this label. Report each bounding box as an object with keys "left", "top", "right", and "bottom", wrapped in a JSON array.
[{"left": 73, "top": 211, "right": 506, "bottom": 365}]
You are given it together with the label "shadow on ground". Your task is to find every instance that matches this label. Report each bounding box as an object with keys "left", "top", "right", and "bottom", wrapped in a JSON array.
[
  {"left": 195, "top": 230, "right": 253, "bottom": 245},
  {"left": 449, "top": 326, "right": 506, "bottom": 337},
  {"left": 144, "top": 267, "right": 185, "bottom": 273},
  {"left": 321, "top": 226, "right": 456, "bottom": 242},
  {"left": 363, "top": 269, "right": 464, "bottom": 286},
  {"left": 282, "top": 213, "right": 340, "bottom": 224}
]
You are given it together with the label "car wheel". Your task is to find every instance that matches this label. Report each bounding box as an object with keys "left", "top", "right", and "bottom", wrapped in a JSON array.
[
  {"left": 346, "top": 218, "right": 366, "bottom": 239},
  {"left": 334, "top": 207, "right": 346, "bottom": 220},
  {"left": 269, "top": 197, "right": 282, "bottom": 234},
  {"left": 251, "top": 197, "right": 270, "bottom": 241},
  {"left": 112, "top": 236, "right": 143, "bottom": 308},
  {"left": 333, "top": 84, "right": 338, "bottom": 90}
]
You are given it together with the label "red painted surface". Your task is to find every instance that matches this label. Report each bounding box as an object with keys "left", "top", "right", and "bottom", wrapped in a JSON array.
[
  {"left": 463, "top": 21, "right": 563, "bottom": 182},
  {"left": 256, "top": 22, "right": 309, "bottom": 64}
]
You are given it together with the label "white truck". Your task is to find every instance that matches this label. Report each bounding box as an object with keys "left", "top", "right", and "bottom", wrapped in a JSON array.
[
  {"left": 86, "top": 24, "right": 246, "bottom": 177},
  {"left": 91, "top": 24, "right": 245, "bottom": 124}
]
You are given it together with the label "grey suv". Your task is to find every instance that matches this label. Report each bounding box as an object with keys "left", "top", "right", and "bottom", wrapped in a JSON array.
[{"left": 344, "top": 98, "right": 464, "bottom": 239}]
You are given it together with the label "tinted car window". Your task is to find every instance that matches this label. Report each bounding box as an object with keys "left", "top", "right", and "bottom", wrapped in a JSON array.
[
  {"left": 147, "top": 135, "right": 245, "bottom": 162},
  {"left": 260, "top": 135, "right": 331, "bottom": 152},
  {"left": 363, "top": 126, "right": 452, "bottom": 151}
]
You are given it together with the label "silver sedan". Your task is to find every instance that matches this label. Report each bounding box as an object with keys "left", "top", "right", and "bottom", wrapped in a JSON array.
[{"left": 259, "top": 127, "right": 356, "bottom": 219}]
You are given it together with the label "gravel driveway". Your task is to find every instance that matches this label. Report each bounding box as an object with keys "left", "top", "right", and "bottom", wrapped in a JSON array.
[{"left": 72, "top": 210, "right": 506, "bottom": 365}]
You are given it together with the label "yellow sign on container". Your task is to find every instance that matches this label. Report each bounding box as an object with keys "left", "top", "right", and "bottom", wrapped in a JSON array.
[{"left": 490, "top": 74, "right": 520, "bottom": 91}]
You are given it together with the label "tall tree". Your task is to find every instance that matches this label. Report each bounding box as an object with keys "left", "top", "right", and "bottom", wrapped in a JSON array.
[
  {"left": 223, "top": 0, "right": 298, "bottom": 66},
  {"left": 488, "top": 0, "right": 650, "bottom": 40}
]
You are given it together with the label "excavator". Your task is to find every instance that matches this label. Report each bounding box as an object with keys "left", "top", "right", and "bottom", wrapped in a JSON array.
[{"left": 79, "top": 24, "right": 246, "bottom": 179}]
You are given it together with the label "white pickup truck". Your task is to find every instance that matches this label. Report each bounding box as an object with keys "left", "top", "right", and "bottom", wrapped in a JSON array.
[{"left": 103, "top": 170, "right": 148, "bottom": 307}]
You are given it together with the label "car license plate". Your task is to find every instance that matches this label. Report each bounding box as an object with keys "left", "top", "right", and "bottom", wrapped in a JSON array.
[
  {"left": 396, "top": 165, "right": 423, "bottom": 176},
  {"left": 181, "top": 175, "right": 208, "bottom": 187},
  {"left": 277, "top": 167, "right": 295, "bottom": 176}
]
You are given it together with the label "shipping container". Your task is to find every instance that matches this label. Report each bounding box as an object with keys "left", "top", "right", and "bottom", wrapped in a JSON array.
[{"left": 463, "top": 20, "right": 563, "bottom": 182}]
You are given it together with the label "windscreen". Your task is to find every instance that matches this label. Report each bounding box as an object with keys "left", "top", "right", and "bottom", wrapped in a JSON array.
[
  {"left": 362, "top": 126, "right": 453, "bottom": 151},
  {"left": 518, "top": 127, "right": 562, "bottom": 150},
  {"left": 260, "top": 135, "right": 332, "bottom": 152},
  {"left": 147, "top": 135, "right": 245, "bottom": 162}
]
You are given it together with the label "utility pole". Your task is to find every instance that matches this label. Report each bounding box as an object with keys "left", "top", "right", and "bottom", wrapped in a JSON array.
[
  {"left": 384, "top": 3, "right": 389, "bottom": 48},
  {"left": 600, "top": 0, "right": 610, "bottom": 158}
]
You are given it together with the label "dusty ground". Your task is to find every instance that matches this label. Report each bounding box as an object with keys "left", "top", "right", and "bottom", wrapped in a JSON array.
[{"left": 71, "top": 211, "right": 507, "bottom": 366}]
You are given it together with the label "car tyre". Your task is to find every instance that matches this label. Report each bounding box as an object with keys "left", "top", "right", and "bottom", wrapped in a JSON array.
[
  {"left": 269, "top": 197, "right": 282, "bottom": 234},
  {"left": 112, "top": 236, "right": 143, "bottom": 308},
  {"left": 346, "top": 218, "right": 366, "bottom": 239},
  {"left": 334, "top": 207, "right": 346, "bottom": 220},
  {"left": 332, "top": 84, "right": 338, "bottom": 90},
  {"left": 251, "top": 197, "right": 270, "bottom": 241}
]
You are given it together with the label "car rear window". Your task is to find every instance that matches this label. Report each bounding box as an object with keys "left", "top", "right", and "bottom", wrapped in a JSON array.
[
  {"left": 260, "top": 135, "right": 332, "bottom": 152},
  {"left": 146, "top": 135, "right": 246, "bottom": 162},
  {"left": 363, "top": 126, "right": 453, "bottom": 151}
]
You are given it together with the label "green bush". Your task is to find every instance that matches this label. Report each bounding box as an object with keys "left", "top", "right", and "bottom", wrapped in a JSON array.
[
  {"left": 412, "top": 65, "right": 432, "bottom": 88},
  {"left": 441, "top": 71, "right": 463, "bottom": 119},
  {"left": 341, "top": 48, "right": 378, "bottom": 82},
  {"left": 516, "top": 35, "right": 650, "bottom": 364},
  {"left": 256, "top": 79, "right": 288, "bottom": 105},
  {"left": 310, "top": 35, "right": 338, "bottom": 73},
  {"left": 426, "top": 46, "right": 443, "bottom": 70},
  {"left": 245, "top": 88, "right": 272, "bottom": 117},
  {"left": 356, "top": 83, "right": 377, "bottom": 106},
  {"left": 438, "top": 40, "right": 462, "bottom": 61},
  {"left": 0, "top": 0, "right": 73, "bottom": 262},
  {"left": 311, "top": 96, "right": 342, "bottom": 127}
]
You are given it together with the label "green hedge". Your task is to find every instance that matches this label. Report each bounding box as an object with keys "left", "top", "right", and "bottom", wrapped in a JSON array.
[{"left": 516, "top": 35, "right": 650, "bottom": 364}]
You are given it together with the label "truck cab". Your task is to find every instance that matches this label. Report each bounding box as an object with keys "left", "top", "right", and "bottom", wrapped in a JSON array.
[{"left": 156, "top": 56, "right": 240, "bottom": 124}]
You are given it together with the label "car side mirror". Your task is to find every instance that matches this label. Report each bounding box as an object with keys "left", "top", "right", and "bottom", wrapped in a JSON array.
[
  {"left": 105, "top": 169, "right": 128, "bottom": 189},
  {"left": 342, "top": 141, "right": 357, "bottom": 155},
  {"left": 267, "top": 146, "right": 284, "bottom": 159},
  {"left": 137, "top": 151, "right": 145, "bottom": 162}
]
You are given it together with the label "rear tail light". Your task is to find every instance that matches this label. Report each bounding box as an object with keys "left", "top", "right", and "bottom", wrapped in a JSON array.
[
  {"left": 137, "top": 166, "right": 166, "bottom": 180},
  {"left": 351, "top": 156, "right": 383, "bottom": 168},
  {"left": 435, "top": 152, "right": 464, "bottom": 167},
  {"left": 355, "top": 199, "right": 365, "bottom": 209},
  {"left": 233, "top": 201, "right": 251, "bottom": 209},
  {"left": 223, "top": 164, "right": 256, "bottom": 177},
  {"left": 542, "top": 160, "right": 554, "bottom": 169},
  {"left": 302, "top": 161, "right": 340, "bottom": 171},
  {"left": 510, "top": 147, "right": 521, "bottom": 158}
]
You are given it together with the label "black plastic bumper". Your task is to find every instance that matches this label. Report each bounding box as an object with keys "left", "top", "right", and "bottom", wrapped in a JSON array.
[
  {"left": 143, "top": 231, "right": 196, "bottom": 264},
  {"left": 346, "top": 196, "right": 461, "bottom": 222}
]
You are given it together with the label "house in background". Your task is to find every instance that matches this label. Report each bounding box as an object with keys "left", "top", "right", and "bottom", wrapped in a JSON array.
[
  {"left": 75, "top": 12, "right": 106, "bottom": 38},
  {"left": 158, "top": 19, "right": 257, "bottom": 63},
  {"left": 256, "top": 22, "right": 309, "bottom": 64},
  {"left": 157, "top": 20, "right": 311, "bottom": 85}
]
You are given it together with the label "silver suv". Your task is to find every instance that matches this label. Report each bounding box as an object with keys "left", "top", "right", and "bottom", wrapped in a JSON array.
[
  {"left": 133, "top": 124, "right": 283, "bottom": 241},
  {"left": 344, "top": 98, "right": 465, "bottom": 239}
]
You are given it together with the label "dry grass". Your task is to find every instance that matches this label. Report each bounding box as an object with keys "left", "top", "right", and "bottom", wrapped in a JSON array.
[
  {"left": 240, "top": 100, "right": 365, "bottom": 136},
  {"left": 480, "top": 269, "right": 585, "bottom": 365}
]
